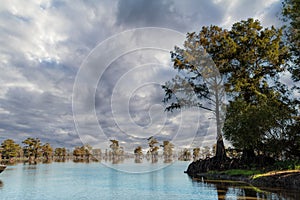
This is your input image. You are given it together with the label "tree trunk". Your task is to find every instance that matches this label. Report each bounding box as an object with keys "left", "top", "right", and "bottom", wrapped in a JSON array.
[
  {"left": 215, "top": 136, "right": 226, "bottom": 161},
  {"left": 215, "top": 86, "right": 227, "bottom": 161},
  {"left": 241, "top": 148, "right": 256, "bottom": 163}
]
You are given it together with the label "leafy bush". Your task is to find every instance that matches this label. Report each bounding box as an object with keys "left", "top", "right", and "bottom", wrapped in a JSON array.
[{"left": 273, "top": 160, "right": 300, "bottom": 170}]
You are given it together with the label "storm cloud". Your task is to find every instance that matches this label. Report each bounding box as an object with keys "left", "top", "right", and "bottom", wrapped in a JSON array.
[{"left": 0, "top": 0, "right": 284, "bottom": 150}]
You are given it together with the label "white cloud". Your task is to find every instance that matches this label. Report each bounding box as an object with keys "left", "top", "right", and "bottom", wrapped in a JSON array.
[
  {"left": 220, "top": 0, "right": 283, "bottom": 28},
  {"left": 0, "top": 0, "right": 286, "bottom": 150}
]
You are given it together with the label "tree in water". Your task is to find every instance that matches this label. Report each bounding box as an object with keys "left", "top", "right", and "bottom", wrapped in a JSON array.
[
  {"left": 110, "top": 140, "right": 119, "bottom": 158},
  {"left": 179, "top": 148, "right": 191, "bottom": 161},
  {"left": 109, "top": 140, "right": 124, "bottom": 163},
  {"left": 92, "top": 148, "right": 102, "bottom": 161},
  {"left": 147, "top": 136, "right": 159, "bottom": 163},
  {"left": 22, "top": 137, "right": 42, "bottom": 163},
  {"left": 192, "top": 147, "right": 200, "bottom": 161},
  {"left": 1, "top": 139, "right": 21, "bottom": 161},
  {"left": 202, "top": 146, "right": 212, "bottom": 159},
  {"left": 83, "top": 144, "right": 93, "bottom": 161},
  {"left": 42, "top": 143, "right": 53, "bottom": 163},
  {"left": 161, "top": 140, "right": 174, "bottom": 163},
  {"left": 73, "top": 146, "right": 85, "bottom": 161},
  {"left": 162, "top": 25, "right": 230, "bottom": 162},
  {"left": 134, "top": 146, "right": 143, "bottom": 163},
  {"left": 54, "top": 147, "right": 67, "bottom": 161}
]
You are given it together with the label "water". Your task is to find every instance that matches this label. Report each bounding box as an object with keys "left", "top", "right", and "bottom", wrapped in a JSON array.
[{"left": 0, "top": 161, "right": 298, "bottom": 200}]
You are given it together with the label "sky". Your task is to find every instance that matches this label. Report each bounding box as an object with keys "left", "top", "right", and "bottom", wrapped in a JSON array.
[{"left": 0, "top": 0, "right": 285, "bottom": 151}]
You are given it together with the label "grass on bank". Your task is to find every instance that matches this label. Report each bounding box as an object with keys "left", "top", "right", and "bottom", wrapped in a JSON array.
[
  {"left": 252, "top": 169, "right": 300, "bottom": 179},
  {"left": 208, "top": 169, "right": 262, "bottom": 176},
  {"left": 207, "top": 160, "right": 300, "bottom": 177}
]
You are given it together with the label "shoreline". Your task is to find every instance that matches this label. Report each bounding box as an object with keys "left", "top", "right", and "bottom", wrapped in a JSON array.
[{"left": 188, "top": 170, "right": 300, "bottom": 190}]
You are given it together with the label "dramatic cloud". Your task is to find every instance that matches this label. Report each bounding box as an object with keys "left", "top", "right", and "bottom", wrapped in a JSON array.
[
  {"left": 0, "top": 0, "right": 284, "bottom": 151},
  {"left": 116, "top": 0, "right": 283, "bottom": 31},
  {"left": 116, "top": 0, "right": 225, "bottom": 32}
]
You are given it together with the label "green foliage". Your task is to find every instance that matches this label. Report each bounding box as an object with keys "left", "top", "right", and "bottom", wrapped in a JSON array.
[
  {"left": 279, "top": 119, "right": 300, "bottom": 159},
  {"left": 73, "top": 146, "right": 84, "bottom": 158},
  {"left": 224, "top": 93, "right": 294, "bottom": 153},
  {"left": 193, "top": 147, "right": 200, "bottom": 160},
  {"left": 178, "top": 148, "right": 191, "bottom": 161},
  {"left": 1, "top": 139, "right": 21, "bottom": 159},
  {"left": 54, "top": 147, "right": 67, "bottom": 158},
  {"left": 22, "top": 137, "right": 42, "bottom": 159},
  {"left": 42, "top": 143, "right": 53, "bottom": 160},
  {"left": 281, "top": 3, "right": 300, "bottom": 156},
  {"left": 222, "top": 19, "right": 295, "bottom": 161},
  {"left": 163, "top": 18, "right": 292, "bottom": 162},
  {"left": 147, "top": 136, "right": 159, "bottom": 157},
  {"left": 221, "top": 169, "right": 261, "bottom": 176},
  {"left": 162, "top": 25, "right": 228, "bottom": 159},
  {"left": 273, "top": 160, "right": 300, "bottom": 170},
  {"left": 161, "top": 140, "right": 174, "bottom": 158},
  {"left": 226, "top": 18, "right": 289, "bottom": 97},
  {"left": 109, "top": 140, "right": 123, "bottom": 157},
  {"left": 73, "top": 145, "right": 91, "bottom": 159},
  {"left": 282, "top": 0, "right": 300, "bottom": 82},
  {"left": 73, "top": 145, "right": 93, "bottom": 159},
  {"left": 134, "top": 146, "right": 143, "bottom": 156}
]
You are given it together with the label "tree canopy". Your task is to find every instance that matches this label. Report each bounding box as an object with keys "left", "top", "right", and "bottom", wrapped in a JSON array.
[
  {"left": 1, "top": 139, "right": 21, "bottom": 159},
  {"left": 22, "top": 137, "right": 42, "bottom": 160},
  {"left": 222, "top": 19, "right": 293, "bottom": 161},
  {"left": 162, "top": 25, "right": 228, "bottom": 161},
  {"left": 282, "top": 0, "right": 300, "bottom": 82},
  {"left": 164, "top": 18, "right": 298, "bottom": 167}
]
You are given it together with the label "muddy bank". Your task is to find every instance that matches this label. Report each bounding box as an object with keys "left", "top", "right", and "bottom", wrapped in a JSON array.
[
  {"left": 250, "top": 170, "right": 300, "bottom": 190},
  {"left": 189, "top": 170, "right": 300, "bottom": 190}
]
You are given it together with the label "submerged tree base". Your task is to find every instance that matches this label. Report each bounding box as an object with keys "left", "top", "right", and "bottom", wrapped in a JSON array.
[
  {"left": 186, "top": 156, "right": 300, "bottom": 190},
  {"left": 185, "top": 155, "right": 276, "bottom": 176},
  {"left": 185, "top": 156, "right": 232, "bottom": 176}
]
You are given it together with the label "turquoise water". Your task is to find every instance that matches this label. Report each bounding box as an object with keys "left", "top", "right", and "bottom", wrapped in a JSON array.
[{"left": 0, "top": 161, "right": 298, "bottom": 200}]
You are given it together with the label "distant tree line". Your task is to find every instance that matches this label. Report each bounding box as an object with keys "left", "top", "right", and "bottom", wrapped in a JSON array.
[
  {"left": 0, "top": 137, "right": 228, "bottom": 165},
  {"left": 0, "top": 138, "right": 69, "bottom": 164}
]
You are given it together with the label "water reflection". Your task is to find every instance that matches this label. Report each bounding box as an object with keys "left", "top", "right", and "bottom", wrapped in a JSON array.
[
  {"left": 1, "top": 161, "right": 299, "bottom": 199},
  {"left": 193, "top": 178, "right": 300, "bottom": 200},
  {"left": 134, "top": 157, "right": 143, "bottom": 163},
  {"left": 214, "top": 182, "right": 229, "bottom": 200}
]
